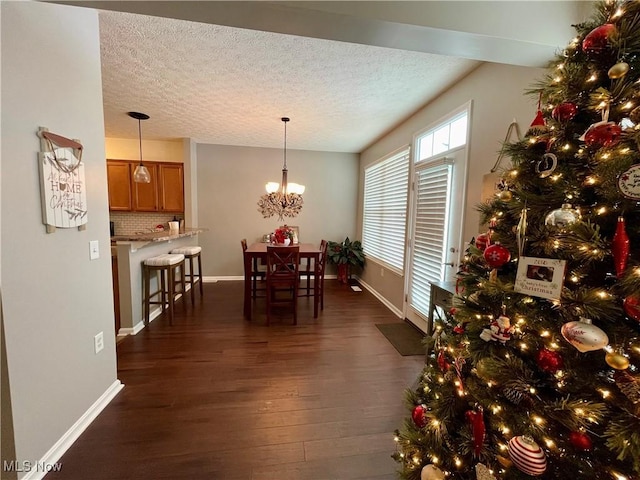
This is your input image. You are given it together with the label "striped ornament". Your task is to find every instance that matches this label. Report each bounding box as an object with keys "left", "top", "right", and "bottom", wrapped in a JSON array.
[{"left": 508, "top": 435, "right": 547, "bottom": 476}]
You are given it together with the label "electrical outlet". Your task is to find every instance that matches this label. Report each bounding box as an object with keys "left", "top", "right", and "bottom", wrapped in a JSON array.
[
  {"left": 94, "top": 331, "right": 104, "bottom": 354},
  {"left": 89, "top": 240, "right": 100, "bottom": 260},
  {"left": 380, "top": 267, "right": 384, "bottom": 277}
]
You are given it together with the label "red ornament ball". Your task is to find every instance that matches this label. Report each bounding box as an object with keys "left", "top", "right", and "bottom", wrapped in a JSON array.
[
  {"left": 584, "top": 121, "right": 622, "bottom": 148},
  {"left": 569, "top": 431, "right": 593, "bottom": 451},
  {"left": 475, "top": 233, "right": 491, "bottom": 251},
  {"left": 536, "top": 348, "right": 564, "bottom": 374},
  {"left": 582, "top": 23, "right": 617, "bottom": 53},
  {"left": 623, "top": 295, "right": 640, "bottom": 323},
  {"left": 412, "top": 405, "right": 428, "bottom": 428},
  {"left": 483, "top": 243, "right": 511, "bottom": 268},
  {"left": 552, "top": 102, "right": 578, "bottom": 122}
]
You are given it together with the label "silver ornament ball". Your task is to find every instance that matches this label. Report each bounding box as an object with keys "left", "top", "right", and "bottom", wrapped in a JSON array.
[{"left": 545, "top": 203, "right": 580, "bottom": 227}]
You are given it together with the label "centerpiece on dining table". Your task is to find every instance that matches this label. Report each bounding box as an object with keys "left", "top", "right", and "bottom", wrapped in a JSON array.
[{"left": 272, "top": 225, "right": 295, "bottom": 246}]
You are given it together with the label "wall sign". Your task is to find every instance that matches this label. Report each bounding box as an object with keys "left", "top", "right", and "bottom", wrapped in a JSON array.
[{"left": 37, "top": 127, "right": 87, "bottom": 233}]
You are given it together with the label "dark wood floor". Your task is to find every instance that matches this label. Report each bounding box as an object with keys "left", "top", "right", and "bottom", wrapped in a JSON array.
[{"left": 46, "top": 280, "right": 424, "bottom": 480}]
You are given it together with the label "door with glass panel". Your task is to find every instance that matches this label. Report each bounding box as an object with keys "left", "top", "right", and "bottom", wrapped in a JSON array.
[{"left": 405, "top": 106, "right": 469, "bottom": 334}]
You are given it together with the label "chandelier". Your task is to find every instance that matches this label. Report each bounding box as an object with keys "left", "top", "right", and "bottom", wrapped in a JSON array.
[{"left": 257, "top": 117, "right": 305, "bottom": 220}]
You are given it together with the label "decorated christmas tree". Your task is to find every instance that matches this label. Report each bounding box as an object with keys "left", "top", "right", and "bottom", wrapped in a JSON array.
[{"left": 393, "top": 2, "right": 640, "bottom": 479}]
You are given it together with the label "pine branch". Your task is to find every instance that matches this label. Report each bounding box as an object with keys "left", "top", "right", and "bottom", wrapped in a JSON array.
[{"left": 605, "top": 416, "right": 640, "bottom": 473}]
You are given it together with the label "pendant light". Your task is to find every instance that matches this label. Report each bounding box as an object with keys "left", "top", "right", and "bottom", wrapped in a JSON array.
[
  {"left": 257, "top": 117, "right": 305, "bottom": 220},
  {"left": 128, "top": 111, "right": 151, "bottom": 183}
]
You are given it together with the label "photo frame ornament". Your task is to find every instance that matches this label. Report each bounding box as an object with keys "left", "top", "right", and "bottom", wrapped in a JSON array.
[{"left": 514, "top": 256, "right": 567, "bottom": 301}]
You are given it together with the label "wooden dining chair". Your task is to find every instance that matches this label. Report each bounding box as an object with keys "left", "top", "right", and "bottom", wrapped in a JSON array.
[
  {"left": 266, "top": 245, "right": 300, "bottom": 325},
  {"left": 299, "top": 256, "right": 313, "bottom": 297},
  {"left": 317, "top": 239, "right": 329, "bottom": 310},
  {"left": 241, "top": 239, "right": 266, "bottom": 298}
]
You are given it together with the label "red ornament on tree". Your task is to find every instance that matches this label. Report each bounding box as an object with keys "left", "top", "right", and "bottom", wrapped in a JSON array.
[
  {"left": 437, "top": 350, "right": 450, "bottom": 372},
  {"left": 508, "top": 436, "right": 547, "bottom": 476},
  {"left": 412, "top": 405, "right": 428, "bottom": 428},
  {"left": 582, "top": 23, "right": 617, "bottom": 53},
  {"left": 612, "top": 216, "right": 630, "bottom": 278},
  {"left": 584, "top": 121, "right": 622, "bottom": 148},
  {"left": 465, "top": 406, "right": 486, "bottom": 457},
  {"left": 536, "top": 348, "right": 564, "bottom": 374},
  {"left": 475, "top": 232, "right": 491, "bottom": 251},
  {"left": 569, "top": 431, "right": 593, "bottom": 451},
  {"left": 623, "top": 295, "right": 640, "bottom": 323},
  {"left": 526, "top": 92, "right": 548, "bottom": 139},
  {"left": 483, "top": 243, "right": 511, "bottom": 268},
  {"left": 552, "top": 102, "right": 578, "bottom": 122},
  {"left": 527, "top": 109, "right": 548, "bottom": 137}
]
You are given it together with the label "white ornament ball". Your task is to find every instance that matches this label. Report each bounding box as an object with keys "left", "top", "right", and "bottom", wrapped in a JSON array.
[
  {"left": 508, "top": 435, "right": 547, "bottom": 476},
  {"left": 421, "top": 464, "right": 445, "bottom": 480},
  {"left": 561, "top": 319, "right": 609, "bottom": 353}
]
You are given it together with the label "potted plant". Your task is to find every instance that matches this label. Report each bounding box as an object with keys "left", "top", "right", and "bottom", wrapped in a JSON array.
[
  {"left": 327, "top": 237, "right": 365, "bottom": 284},
  {"left": 273, "top": 225, "right": 295, "bottom": 245}
]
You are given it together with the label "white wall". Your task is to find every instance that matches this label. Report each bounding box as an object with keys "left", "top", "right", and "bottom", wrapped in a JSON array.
[
  {"left": 358, "top": 62, "right": 544, "bottom": 310},
  {"left": 196, "top": 144, "right": 359, "bottom": 276},
  {"left": 1, "top": 2, "right": 120, "bottom": 475}
]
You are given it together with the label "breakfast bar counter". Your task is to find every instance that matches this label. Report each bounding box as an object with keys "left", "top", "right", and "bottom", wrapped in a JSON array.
[
  {"left": 112, "top": 228, "right": 207, "bottom": 335},
  {"left": 111, "top": 227, "right": 206, "bottom": 247}
]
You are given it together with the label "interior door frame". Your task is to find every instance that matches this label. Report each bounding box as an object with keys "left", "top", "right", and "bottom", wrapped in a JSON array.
[{"left": 403, "top": 101, "right": 472, "bottom": 332}]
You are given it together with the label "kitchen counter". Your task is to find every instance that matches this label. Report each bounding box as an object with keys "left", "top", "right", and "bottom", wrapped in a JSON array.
[{"left": 111, "top": 228, "right": 206, "bottom": 243}]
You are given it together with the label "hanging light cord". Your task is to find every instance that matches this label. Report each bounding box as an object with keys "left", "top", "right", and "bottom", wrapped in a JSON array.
[
  {"left": 282, "top": 118, "right": 288, "bottom": 170},
  {"left": 137, "top": 119, "right": 143, "bottom": 166}
]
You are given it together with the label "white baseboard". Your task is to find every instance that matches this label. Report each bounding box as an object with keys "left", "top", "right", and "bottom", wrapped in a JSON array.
[
  {"left": 204, "top": 275, "right": 337, "bottom": 282},
  {"left": 355, "top": 276, "right": 403, "bottom": 318},
  {"left": 118, "top": 284, "right": 194, "bottom": 337},
  {"left": 23, "top": 380, "right": 124, "bottom": 480},
  {"left": 117, "top": 304, "right": 163, "bottom": 336}
]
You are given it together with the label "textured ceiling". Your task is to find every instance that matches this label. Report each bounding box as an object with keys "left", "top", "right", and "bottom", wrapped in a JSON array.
[{"left": 99, "top": 10, "right": 480, "bottom": 153}]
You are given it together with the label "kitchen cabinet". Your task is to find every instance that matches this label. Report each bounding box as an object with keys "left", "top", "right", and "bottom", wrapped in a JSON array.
[
  {"left": 159, "top": 163, "right": 184, "bottom": 212},
  {"left": 107, "top": 160, "right": 184, "bottom": 213},
  {"left": 132, "top": 163, "right": 159, "bottom": 211},
  {"left": 107, "top": 161, "right": 133, "bottom": 211}
]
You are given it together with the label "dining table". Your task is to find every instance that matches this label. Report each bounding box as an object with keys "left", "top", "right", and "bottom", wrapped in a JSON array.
[{"left": 243, "top": 242, "right": 322, "bottom": 321}]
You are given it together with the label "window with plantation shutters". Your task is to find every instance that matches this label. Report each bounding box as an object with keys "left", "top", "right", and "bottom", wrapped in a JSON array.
[
  {"left": 409, "top": 159, "right": 453, "bottom": 317},
  {"left": 362, "top": 148, "right": 410, "bottom": 273},
  {"left": 405, "top": 103, "right": 469, "bottom": 334}
]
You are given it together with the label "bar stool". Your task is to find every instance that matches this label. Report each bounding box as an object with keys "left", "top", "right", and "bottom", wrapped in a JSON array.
[
  {"left": 170, "top": 246, "right": 203, "bottom": 305},
  {"left": 143, "top": 253, "right": 186, "bottom": 326}
]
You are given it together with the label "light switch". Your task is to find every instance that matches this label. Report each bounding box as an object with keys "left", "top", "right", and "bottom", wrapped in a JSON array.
[
  {"left": 94, "top": 331, "right": 104, "bottom": 354},
  {"left": 89, "top": 240, "right": 100, "bottom": 260}
]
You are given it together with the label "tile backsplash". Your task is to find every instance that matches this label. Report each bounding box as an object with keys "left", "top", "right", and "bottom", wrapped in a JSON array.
[{"left": 110, "top": 212, "right": 183, "bottom": 235}]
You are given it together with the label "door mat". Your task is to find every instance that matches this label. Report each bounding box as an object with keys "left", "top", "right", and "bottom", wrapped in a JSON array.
[{"left": 375, "top": 323, "right": 426, "bottom": 356}]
